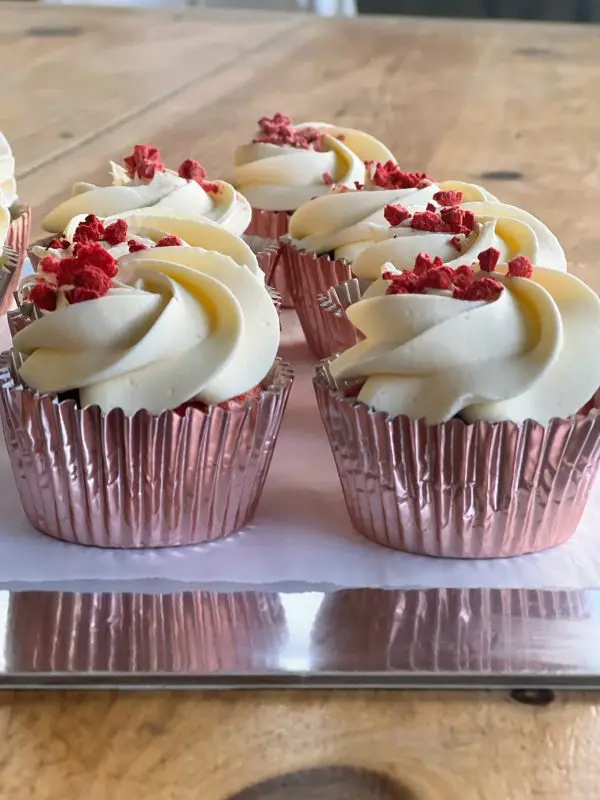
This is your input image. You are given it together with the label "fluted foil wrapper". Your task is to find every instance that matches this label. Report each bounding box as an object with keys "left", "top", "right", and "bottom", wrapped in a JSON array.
[
  {"left": 312, "top": 589, "right": 590, "bottom": 672},
  {"left": 0, "top": 355, "right": 294, "bottom": 548},
  {"left": 280, "top": 240, "right": 364, "bottom": 359},
  {"left": 314, "top": 358, "right": 600, "bottom": 558},
  {"left": 6, "top": 205, "right": 31, "bottom": 266},
  {"left": 0, "top": 248, "right": 20, "bottom": 316},
  {"left": 245, "top": 208, "right": 292, "bottom": 306},
  {"left": 8, "top": 591, "right": 286, "bottom": 672}
]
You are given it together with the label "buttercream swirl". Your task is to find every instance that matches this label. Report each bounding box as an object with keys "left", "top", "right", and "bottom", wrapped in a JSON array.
[
  {"left": 38, "top": 213, "right": 266, "bottom": 283},
  {"left": 14, "top": 247, "right": 280, "bottom": 416},
  {"left": 42, "top": 152, "right": 251, "bottom": 236},
  {"left": 230, "top": 120, "right": 396, "bottom": 212},
  {"left": 0, "top": 133, "right": 17, "bottom": 209},
  {"left": 351, "top": 201, "right": 566, "bottom": 280},
  {"left": 330, "top": 265, "right": 600, "bottom": 425},
  {"left": 289, "top": 180, "right": 496, "bottom": 263}
]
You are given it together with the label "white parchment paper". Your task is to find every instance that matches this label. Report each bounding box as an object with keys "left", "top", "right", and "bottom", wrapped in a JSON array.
[{"left": 0, "top": 309, "right": 598, "bottom": 593}]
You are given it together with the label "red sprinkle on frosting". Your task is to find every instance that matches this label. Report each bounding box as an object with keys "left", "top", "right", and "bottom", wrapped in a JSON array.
[
  {"left": 73, "top": 214, "right": 105, "bottom": 244},
  {"left": 367, "top": 160, "right": 432, "bottom": 190},
  {"left": 322, "top": 171, "right": 334, "bottom": 186},
  {"left": 433, "top": 190, "right": 463, "bottom": 207},
  {"left": 178, "top": 159, "right": 220, "bottom": 193},
  {"left": 128, "top": 240, "right": 148, "bottom": 253},
  {"left": 29, "top": 284, "right": 57, "bottom": 312},
  {"left": 354, "top": 181, "right": 365, "bottom": 191},
  {"left": 103, "top": 219, "right": 128, "bottom": 246},
  {"left": 156, "top": 235, "right": 184, "bottom": 247},
  {"left": 507, "top": 255, "right": 534, "bottom": 278},
  {"left": 123, "top": 144, "right": 165, "bottom": 181},
  {"left": 39, "top": 255, "right": 61, "bottom": 275},
  {"left": 414, "top": 252, "right": 443, "bottom": 275},
  {"left": 48, "top": 238, "right": 70, "bottom": 250},
  {"left": 409, "top": 206, "right": 477, "bottom": 235},
  {"left": 477, "top": 247, "right": 501, "bottom": 273},
  {"left": 384, "top": 203, "right": 411, "bottom": 227},
  {"left": 252, "top": 113, "right": 323, "bottom": 150},
  {"left": 450, "top": 235, "right": 462, "bottom": 252}
]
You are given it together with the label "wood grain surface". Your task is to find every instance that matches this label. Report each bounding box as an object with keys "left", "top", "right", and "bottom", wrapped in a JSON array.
[{"left": 2, "top": 3, "right": 600, "bottom": 798}]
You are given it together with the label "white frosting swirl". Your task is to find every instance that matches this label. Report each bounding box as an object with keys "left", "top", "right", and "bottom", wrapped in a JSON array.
[
  {"left": 351, "top": 201, "right": 566, "bottom": 280},
  {"left": 230, "top": 124, "right": 396, "bottom": 212},
  {"left": 289, "top": 181, "right": 496, "bottom": 262},
  {"left": 331, "top": 266, "right": 600, "bottom": 425},
  {"left": 42, "top": 165, "right": 251, "bottom": 236},
  {"left": 0, "top": 133, "right": 17, "bottom": 209},
  {"left": 14, "top": 248, "right": 280, "bottom": 415},
  {"left": 34, "top": 215, "right": 265, "bottom": 284}
]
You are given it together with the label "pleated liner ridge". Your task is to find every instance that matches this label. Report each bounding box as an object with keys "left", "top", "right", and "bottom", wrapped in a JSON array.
[
  {"left": 0, "top": 354, "right": 294, "bottom": 548},
  {"left": 8, "top": 591, "right": 287, "bottom": 672},
  {"left": 0, "top": 247, "right": 20, "bottom": 316},
  {"left": 280, "top": 239, "right": 363, "bottom": 358},
  {"left": 245, "top": 207, "right": 292, "bottom": 306},
  {"left": 314, "top": 359, "right": 600, "bottom": 558}
]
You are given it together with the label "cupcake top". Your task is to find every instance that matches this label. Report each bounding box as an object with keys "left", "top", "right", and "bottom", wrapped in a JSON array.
[
  {"left": 42, "top": 145, "right": 252, "bottom": 236},
  {"left": 33, "top": 213, "right": 265, "bottom": 283},
  {"left": 330, "top": 252, "right": 600, "bottom": 426},
  {"left": 229, "top": 113, "right": 396, "bottom": 212},
  {"left": 0, "top": 133, "right": 16, "bottom": 209},
  {"left": 288, "top": 164, "right": 497, "bottom": 262},
  {"left": 350, "top": 199, "right": 566, "bottom": 280},
  {"left": 14, "top": 244, "right": 280, "bottom": 416}
]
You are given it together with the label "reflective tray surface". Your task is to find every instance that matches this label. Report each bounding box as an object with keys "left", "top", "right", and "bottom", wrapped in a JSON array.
[{"left": 2, "top": 588, "right": 600, "bottom": 688}]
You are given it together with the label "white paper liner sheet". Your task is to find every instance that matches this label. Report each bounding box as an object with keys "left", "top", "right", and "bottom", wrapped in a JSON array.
[{"left": 0, "top": 297, "right": 599, "bottom": 592}]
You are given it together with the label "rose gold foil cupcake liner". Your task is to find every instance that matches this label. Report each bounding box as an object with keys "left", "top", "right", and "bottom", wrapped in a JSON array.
[
  {"left": 0, "top": 248, "right": 20, "bottom": 316},
  {"left": 8, "top": 591, "right": 286, "bottom": 672},
  {"left": 245, "top": 208, "right": 292, "bottom": 306},
  {"left": 0, "top": 354, "right": 294, "bottom": 548},
  {"left": 314, "top": 358, "right": 600, "bottom": 558},
  {"left": 312, "top": 589, "right": 589, "bottom": 672},
  {"left": 280, "top": 240, "right": 363, "bottom": 359},
  {"left": 6, "top": 205, "right": 31, "bottom": 266}
]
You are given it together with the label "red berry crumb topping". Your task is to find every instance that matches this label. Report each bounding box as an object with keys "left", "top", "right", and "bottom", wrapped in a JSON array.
[
  {"left": 354, "top": 181, "right": 365, "bottom": 191},
  {"left": 450, "top": 235, "right": 462, "bottom": 252},
  {"left": 156, "top": 235, "right": 183, "bottom": 247},
  {"left": 48, "top": 238, "right": 70, "bottom": 250},
  {"left": 252, "top": 113, "right": 323, "bottom": 151},
  {"left": 409, "top": 206, "right": 477, "bottom": 235},
  {"left": 128, "top": 240, "right": 148, "bottom": 253},
  {"left": 367, "top": 160, "right": 432, "bottom": 190},
  {"left": 384, "top": 203, "right": 411, "bottom": 226},
  {"left": 28, "top": 243, "right": 118, "bottom": 311},
  {"left": 433, "top": 190, "right": 463, "bottom": 207},
  {"left": 73, "top": 214, "right": 105, "bottom": 244},
  {"left": 103, "top": 219, "right": 128, "bottom": 246},
  {"left": 382, "top": 253, "right": 510, "bottom": 303},
  {"left": 507, "top": 255, "right": 534, "bottom": 278},
  {"left": 477, "top": 247, "right": 501, "bottom": 273},
  {"left": 322, "top": 171, "right": 334, "bottom": 186},
  {"left": 178, "top": 159, "right": 220, "bottom": 194},
  {"left": 123, "top": 144, "right": 166, "bottom": 181}
]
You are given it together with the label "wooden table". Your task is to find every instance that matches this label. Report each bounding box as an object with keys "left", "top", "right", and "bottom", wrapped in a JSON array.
[{"left": 2, "top": 3, "right": 600, "bottom": 798}]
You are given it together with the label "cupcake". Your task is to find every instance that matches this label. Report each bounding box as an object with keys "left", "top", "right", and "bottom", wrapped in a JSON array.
[
  {"left": 0, "top": 133, "right": 31, "bottom": 309},
  {"left": 314, "top": 253, "right": 600, "bottom": 557},
  {"left": 311, "top": 194, "right": 567, "bottom": 359},
  {"left": 229, "top": 114, "right": 396, "bottom": 304},
  {"left": 1, "top": 243, "right": 292, "bottom": 548},
  {"left": 27, "top": 211, "right": 280, "bottom": 311}
]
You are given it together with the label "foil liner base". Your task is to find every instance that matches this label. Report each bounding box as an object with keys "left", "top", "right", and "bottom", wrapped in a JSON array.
[
  {"left": 314, "top": 359, "right": 600, "bottom": 559},
  {"left": 245, "top": 208, "right": 292, "bottom": 306},
  {"left": 0, "top": 356, "right": 294, "bottom": 548},
  {"left": 281, "top": 240, "right": 362, "bottom": 359}
]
